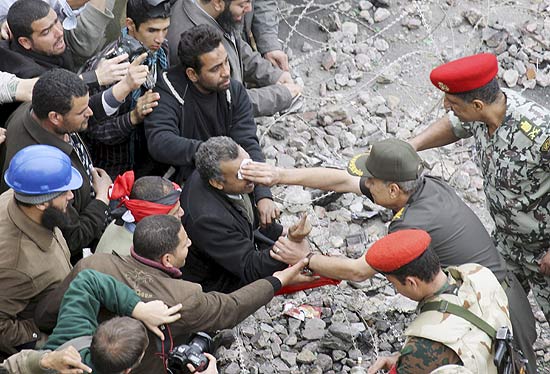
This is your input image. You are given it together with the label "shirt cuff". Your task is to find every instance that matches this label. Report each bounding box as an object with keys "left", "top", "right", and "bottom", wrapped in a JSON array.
[{"left": 264, "top": 276, "right": 282, "bottom": 292}]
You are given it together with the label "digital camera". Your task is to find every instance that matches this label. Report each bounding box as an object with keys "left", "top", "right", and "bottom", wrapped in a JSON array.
[{"left": 167, "top": 332, "right": 213, "bottom": 374}]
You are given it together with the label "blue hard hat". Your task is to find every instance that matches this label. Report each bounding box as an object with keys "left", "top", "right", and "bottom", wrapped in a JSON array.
[{"left": 4, "top": 145, "right": 83, "bottom": 194}]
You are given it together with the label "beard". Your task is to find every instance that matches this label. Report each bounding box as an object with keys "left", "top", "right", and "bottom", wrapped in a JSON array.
[
  {"left": 217, "top": 6, "right": 242, "bottom": 34},
  {"left": 41, "top": 205, "right": 71, "bottom": 231}
]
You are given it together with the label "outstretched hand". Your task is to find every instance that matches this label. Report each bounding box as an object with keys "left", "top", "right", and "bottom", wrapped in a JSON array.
[
  {"left": 132, "top": 300, "right": 183, "bottom": 340},
  {"left": 240, "top": 162, "right": 281, "bottom": 187},
  {"left": 273, "top": 258, "right": 317, "bottom": 287}
]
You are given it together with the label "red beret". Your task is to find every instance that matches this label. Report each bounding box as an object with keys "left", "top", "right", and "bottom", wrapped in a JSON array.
[
  {"left": 365, "top": 229, "right": 431, "bottom": 272},
  {"left": 430, "top": 53, "right": 498, "bottom": 93}
]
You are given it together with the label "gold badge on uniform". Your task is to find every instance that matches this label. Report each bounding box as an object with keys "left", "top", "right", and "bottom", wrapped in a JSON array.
[
  {"left": 391, "top": 206, "right": 407, "bottom": 221},
  {"left": 438, "top": 82, "right": 449, "bottom": 92},
  {"left": 541, "top": 137, "right": 550, "bottom": 153},
  {"left": 519, "top": 118, "right": 542, "bottom": 141}
]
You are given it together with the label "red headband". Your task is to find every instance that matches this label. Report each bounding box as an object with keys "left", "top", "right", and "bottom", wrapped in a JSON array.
[{"left": 109, "top": 171, "right": 181, "bottom": 223}]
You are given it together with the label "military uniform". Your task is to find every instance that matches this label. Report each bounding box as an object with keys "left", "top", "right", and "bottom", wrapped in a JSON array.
[
  {"left": 402, "top": 264, "right": 512, "bottom": 374},
  {"left": 449, "top": 88, "right": 550, "bottom": 320},
  {"left": 360, "top": 175, "right": 537, "bottom": 373}
]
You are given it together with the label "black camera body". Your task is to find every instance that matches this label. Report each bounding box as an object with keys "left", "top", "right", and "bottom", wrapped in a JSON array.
[
  {"left": 105, "top": 34, "right": 147, "bottom": 63},
  {"left": 167, "top": 332, "right": 213, "bottom": 374}
]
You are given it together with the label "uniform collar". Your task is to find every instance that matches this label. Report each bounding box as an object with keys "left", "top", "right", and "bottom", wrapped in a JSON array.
[{"left": 130, "top": 246, "right": 182, "bottom": 278}]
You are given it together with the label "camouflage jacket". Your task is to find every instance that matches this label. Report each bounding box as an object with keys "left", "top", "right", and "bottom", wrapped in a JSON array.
[
  {"left": 449, "top": 88, "right": 550, "bottom": 257},
  {"left": 404, "top": 264, "right": 511, "bottom": 374}
]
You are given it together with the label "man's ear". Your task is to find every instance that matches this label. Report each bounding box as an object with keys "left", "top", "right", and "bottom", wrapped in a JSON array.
[
  {"left": 126, "top": 18, "right": 136, "bottom": 34},
  {"left": 387, "top": 182, "right": 400, "bottom": 199},
  {"left": 185, "top": 67, "right": 199, "bottom": 83},
  {"left": 472, "top": 99, "right": 485, "bottom": 112},
  {"left": 160, "top": 253, "right": 174, "bottom": 268},
  {"left": 405, "top": 276, "right": 419, "bottom": 289},
  {"left": 17, "top": 36, "right": 33, "bottom": 50},
  {"left": 34, "top": 201, "right": 49, "bottom": 212},
  {"left": 209, "top": 178, "right": 223, "bottom": 190},
  {"left": 211, "top": 0, "right": 225, "bottom": 12},
  {"left": 48, "top": 111, "right": 63, "bottom": 127}
]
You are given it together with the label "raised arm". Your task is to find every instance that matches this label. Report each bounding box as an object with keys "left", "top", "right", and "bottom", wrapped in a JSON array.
[
  {"left": 408, "top": 115, "right": 459, "bottom": 151},
  {"left": 241, "top": 162, "right": 362, "bottom": 194}
]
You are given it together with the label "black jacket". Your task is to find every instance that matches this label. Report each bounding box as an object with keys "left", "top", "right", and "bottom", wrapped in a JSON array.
[
  {"left": 144, "top": 65, "right": 272, "bottom": 201},
  {"left": 181, "top": 171, "right": 285, "bottom": 293}
]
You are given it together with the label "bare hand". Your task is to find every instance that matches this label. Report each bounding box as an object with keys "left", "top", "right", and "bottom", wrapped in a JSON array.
[
  {"left": 131, "top": 89, "right": 160, "bottom": 125},
  {"left": 367, "top": 354, "right": 399, "bottom": 374},
  {"left": 538, "top": 250, "right": 550, "bottom": 276},
  {"left": 187, "top": 353, "right": 218, "bottom": 373},
  {"left": 95, "top": 53, "right": 131, "bottom": 86},
  {"left": 0, "top": 127, "right": 6, "bottom": 145},
  {"left": 240, "top": 162, "right": 281, "bottom": 186},
  {"left": 40, "top": 346, "right": 92, "bottom": 374},
  {"left": 282, "top": 82, "right": 302, "bottom": 98},
  {"left": 91, "top": 167, "right": 113, "bottom": 204},
  {"left": 256, "top": 198, "right": 280, "bottom": 227},
  {"left": 0, "top": 21, "right": 11, "bottom": 40},
  {"left": 132, "top": 300, "right": 183, "bottom": 340},
  {"left": 271, "top": 236, "right": 311, "bottom": 265},
  {"left": 264, "top": 50, "right": 289, "bottom": 71},
  {"left": 277, "top": 71, "right": 294, "bottom": 85},
  {"left": 273, "top": 257, "right": 317, "bottom": 286},
  {"left": 122, "top": 53, "right": 149, "bottom": 91}
]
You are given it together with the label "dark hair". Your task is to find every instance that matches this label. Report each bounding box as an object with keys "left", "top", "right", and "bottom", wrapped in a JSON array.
[
  {"left": 32, "top": 69, "right": 88, "bottom": 120},
  {"left": 386, "top": 247, "right": 440, "bottom": 284},
  {"left": 130, "top": 176, "right": 175, "bottom": 201},
  {"left": 126, "top": 0, "right": 171, "bottom": 30},
  {"left": 133, "top": 214, "right": 182, "bottom": 261},
  {"left": 453, "top": 78, "right": 501, "bottom": 104},
  {"left": 90, "top": 317, "right": 149, "bottom": 374},
  {"left": 195, "top": 136, "right": 239, "bottom": 183},
  {"left": 7, "top": 0, "right": 51, "bottom": 40},
  {"left": 177, "top": 24, "right": 222, "bottom": 71}
]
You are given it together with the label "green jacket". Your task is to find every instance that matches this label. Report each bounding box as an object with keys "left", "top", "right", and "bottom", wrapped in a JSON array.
[{"left": 44, "top": 269, "right": 141, "bottom": 370}]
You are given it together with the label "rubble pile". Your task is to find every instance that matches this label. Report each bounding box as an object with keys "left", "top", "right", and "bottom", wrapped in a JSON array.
[{"left": 218, "top": 0, "right": 550, "bottom": 372}]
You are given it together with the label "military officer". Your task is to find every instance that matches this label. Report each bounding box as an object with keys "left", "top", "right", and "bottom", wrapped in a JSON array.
[
  {"left": 365, "top": 229, "right": 511, "bottom": 374},
  {"left": 409, "top": 53, "right": 550, "bottom": 325},
  {"left": 240, "top": 138, "right": 537, "bottom": 373}
]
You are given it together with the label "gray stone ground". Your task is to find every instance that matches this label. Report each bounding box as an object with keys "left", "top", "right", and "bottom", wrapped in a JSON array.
[{"left": 216, "top": 0, "right": 550, "bottom": 372}]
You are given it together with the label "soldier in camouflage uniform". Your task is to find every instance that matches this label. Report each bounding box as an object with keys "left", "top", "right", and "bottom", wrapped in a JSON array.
[
  {"left": 366, "top": 229, "right": 511, "bottom": 374},
  {"left": 410, "top": 53, "right": 550, "bottom": 323}
]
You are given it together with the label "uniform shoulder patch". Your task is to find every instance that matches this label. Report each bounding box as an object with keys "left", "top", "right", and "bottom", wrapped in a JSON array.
[
  {"left": 392, "top": 206, "right": 407, "bottom": 222},
  {"left": 518, "top": 118, "right": 542, "bottom": 141},
  {"left": 540, "top": 136, "right": 550, "bottom": 153}
]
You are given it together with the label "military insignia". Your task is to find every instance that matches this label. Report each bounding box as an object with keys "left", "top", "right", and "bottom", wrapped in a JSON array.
[
  {"left": 518, "top": 118, "right": 542, "bottom": 141},
  {"left": 392, "top": 206, "right": 407, "bottom": 221},
  {"left": 437, "top": 82, "right": 449, "bottom": 92},
  {"left": 540, "top": 137, "right": 550, "bottom": 153}
]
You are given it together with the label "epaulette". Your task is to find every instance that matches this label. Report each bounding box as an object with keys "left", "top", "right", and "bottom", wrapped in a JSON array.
[
  {"left": 518, "top": 117, "right": 543, "bottom": 142},
  {"left": 392, "top": 206, "right": 407, "bottom": 222}
]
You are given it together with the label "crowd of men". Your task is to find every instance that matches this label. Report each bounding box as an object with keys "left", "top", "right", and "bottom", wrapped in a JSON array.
[{"left": 0, "top": 0, "right": 548, "bottom": 372}]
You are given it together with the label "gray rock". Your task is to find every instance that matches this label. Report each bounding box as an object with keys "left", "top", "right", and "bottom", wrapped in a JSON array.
[
  {"left": 321, "top": 51, "right": 337, "bottom": 70},
  {"left": 355, "top": 53, "right": 372, "bottom": 71},
  {"left": 462, "top": 9, "right": 485, "bottom": 26},
  {"left": 359, "top": 0, "right": 373, "bottom": 10},
  {"left": 342, "top": 22, "right": 359, "bottom": 35},
  {"left": 402, "top": 17, "right": 422, "bottom": 29},
  {"left": 302, "top": 318, "right": 326, "bottom": 340},
  {"left": 224, "top": 362, "right": 242, "bottom": 374},
  {"left": 297, "top": 349, "right": 316, "bottom": 364},
  {"left": 284, "top": 335, "right": 298, "bottom": 346},
  {"left": 332, "top": 350, "right": 347, "bottom": 361},
  {"left": 272, "top": 358, "right": 290, "bottom": 372},
  {"left": 503, "top": 69, "right": 519, "bottom": 87},
  {"left": 277, "top": 153, "right": 296, "bottom": 168},
  {"left": 329, "top": 321, "right": 365, "bottom": 339},
  {"left": 335, "top": 73, "right": 349, "bottom": 86},
  {"left": 314, "top": 353, "right": 333, "bottom": 371},
  {"left": 324, "top": 135, "right": 341, "bottom": 150},
  {"left": 374, "top": 8, "right": 391, "bottom": 23},
  {"left": 302, "top": 42, "right": 313, "bottom": 52},
  {"left": 373, "top": 38, "right": 389, "bottom": 52},
  {"left": 339, "top": 131, "right": 357, "bottom": 148}
]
